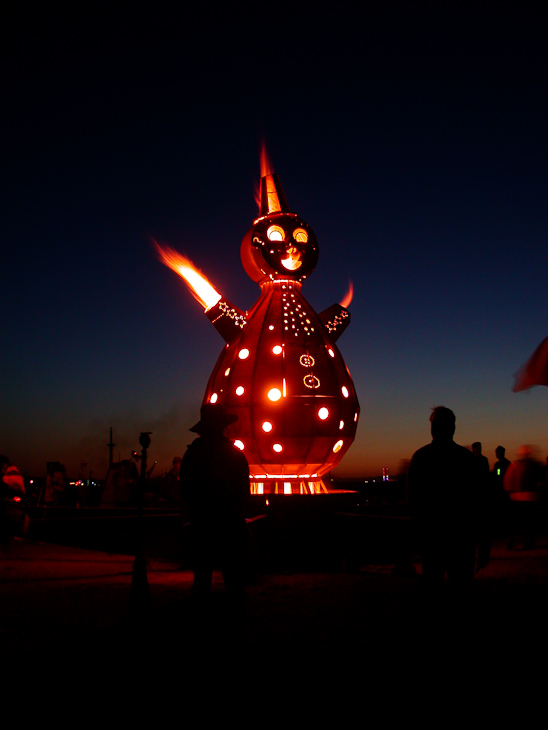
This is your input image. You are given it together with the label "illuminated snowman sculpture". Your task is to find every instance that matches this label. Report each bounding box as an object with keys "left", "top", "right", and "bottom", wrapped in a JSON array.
[{"left": 159, "top": 169, "right": 359, "bottom": 494}]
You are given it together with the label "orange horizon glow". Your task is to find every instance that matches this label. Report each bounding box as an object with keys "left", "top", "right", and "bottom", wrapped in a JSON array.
[
  {"left": 340, "top": 280, "right": 354, "bottom": 309},
  {"left": 154, "top": 241, "right": 222, "bottom": 311}
]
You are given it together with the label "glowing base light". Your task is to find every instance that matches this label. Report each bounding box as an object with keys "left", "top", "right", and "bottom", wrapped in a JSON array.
[{"left": 250, "top": 479, "right": 328, "bottom": 495}]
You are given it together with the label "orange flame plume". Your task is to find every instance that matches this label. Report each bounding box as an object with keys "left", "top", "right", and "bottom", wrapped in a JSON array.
[
  {"left": 339, "top": 280, "right": 353, "bottom": 309},
  {"left": 154, "top": 241, "right": 222, "bottom": 311},
  {"left": 260, "top": 142, "right": 272, "bottom": 178}
]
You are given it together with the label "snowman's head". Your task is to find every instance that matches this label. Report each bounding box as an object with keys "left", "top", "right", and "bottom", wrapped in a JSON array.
[{"left": 241, "top": 173, "right": 319, "bottom": 284}]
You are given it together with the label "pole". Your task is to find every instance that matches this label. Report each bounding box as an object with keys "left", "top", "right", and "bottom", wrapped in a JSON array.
[
  {"left": 128, "top": 431, "right": 152, "bottom": 621},
  {"left": 107, "top": 426, "right": 115, "bottom": 469}
]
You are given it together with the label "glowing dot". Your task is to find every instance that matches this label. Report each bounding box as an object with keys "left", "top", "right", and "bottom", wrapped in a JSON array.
[
  {"left": 239, "top": 349, "right": 250, "bottom": 359},
  {"left": 272, "top": 345, "right": 282, "bottom": 355},
  {"left": 339, "top": 420, "right": 344, "bottom": 430},
  {"left": 268, "top": 388, "right": 282, "bottom": 401},
  {"left": 234, "top": 440, "right": 245, "bottom": 450},
  {"left": 318, "top": 407, "right": 329, "bottom": 420},
  {"left": 262, "top": 421, "right": 273, "bottom": 432},
  {"left": 354, "top": 412, "right": 358, "bottom": 422},
  {"left": 342, "top": 386, "right": 349, "bottom": 398},
  {"left": 273, "top": 443, "right": 283, "bottom": 453},
  {"left": 333, "top": 440, "right": 344, "bottom": 453},
  {"left": 224, "top": 368, "right": 230, "bottom": 377},
  {"left": 236, "top": 386, "right": 244, "bottom": 396},
  {"left": 269, "top": 325, "right": 274, "bottom": 330},
  {"left": 209, "top": 393, "right": 218, "bottom": 403},
  {"left": 328, "top": 348, "right": 335, "bottom": 358}
]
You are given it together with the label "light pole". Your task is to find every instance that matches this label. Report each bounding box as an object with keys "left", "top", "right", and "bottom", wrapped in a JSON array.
[{"left": 129, "top": 431, "right": 152, "bottom": 620}]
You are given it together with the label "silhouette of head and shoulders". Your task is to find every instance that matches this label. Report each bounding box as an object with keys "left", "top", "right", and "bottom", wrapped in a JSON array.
[{"left": 408, "top": 407, "right": 479, "bottom": 510}]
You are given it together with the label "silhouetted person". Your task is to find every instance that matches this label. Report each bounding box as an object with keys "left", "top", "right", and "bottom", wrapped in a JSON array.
[
  {"left": 503, "top": 445, "right": 543, "bottom": 549},
  {"left": 180, "top": 404, "right": 250, "bottom": 609},
  {"left": 407, "top": 407, "right": 490, "bottom": 588},
  {"left": 472, "top": 442, "right": 490, "bottom": 474},
  {"left": 0, "top": 454, "right": 26, "bottom": 547},
  {"left": 493, "top": 446, "right": 511, "bottom": 482},
  {"left": 491, "top": 445, "right": 512, "bottom": 537},
  {"left": 161, "top": 456, "right": 181, "bottom": 505}
]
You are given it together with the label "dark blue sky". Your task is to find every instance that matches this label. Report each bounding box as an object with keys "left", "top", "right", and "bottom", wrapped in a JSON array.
[{"left": 3, "top": 4, "right": 548, "bottom": 477}]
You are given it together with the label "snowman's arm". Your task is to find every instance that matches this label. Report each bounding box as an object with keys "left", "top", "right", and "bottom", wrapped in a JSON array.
[
  {"left": 205, "top": 298, "right": 248, "bottom": 344},
  {"left": 319, "top": 304, "right": 351, "bottom": 342}
]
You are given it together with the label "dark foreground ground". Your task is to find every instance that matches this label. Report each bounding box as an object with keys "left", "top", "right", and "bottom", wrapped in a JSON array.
[{"left": 2, "top": 529, "right": 548, "bottom": 690}]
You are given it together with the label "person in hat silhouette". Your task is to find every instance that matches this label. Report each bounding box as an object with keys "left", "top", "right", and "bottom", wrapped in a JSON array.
[{"left": 180, "top": 404, "right": 250, "bottom": 605}]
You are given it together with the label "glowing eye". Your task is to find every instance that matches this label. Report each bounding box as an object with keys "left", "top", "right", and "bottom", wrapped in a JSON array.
[
  {"left": 234, "top": 440, "right": 245, "bottom": 450},
  {"left": 262, "top": 421, "right": 273, "bottom": 432},
  {"left": 293, "top": 228, "right": 308, "bottom": 243},
  {"left": 342, "top": 386, "right": 349, "bottom": 398},
  {"left": 268, "top": 388, "right": 282, "bottom": 402},
  {"left": 224, "top": 368, "right": 230, "bottom": 376},
  {"left": 339, "top": 420, "right": 344, "bottom": 430},
  {"left": 333, "top": 440, "right": 344, "bottom": 453},
  {"left": 328, "top": 348, "right": 335, "bottom": 358},
  {"left": 209, "top": 393, "right": 218, "bottom": 403},
  {"left": 272, "top": 345, "right": 282, "bottom": 355},
  {"left": 239, "top": 349, "right": 250, "bottom": 359},
  {"left": 236, "top": 386, "right": 244, "bottom": 395},
  {"left": 354, "top": 412, "right": 358, "bottom": 422},
  {"left": 267, "top": 225, "right": 284, "bottom": 241},
  {"left": 318, "top": 407, "right": 329, "bottom": 420},
  {"left": 273, "top": 443, "right": 283, "bottom": 453}
]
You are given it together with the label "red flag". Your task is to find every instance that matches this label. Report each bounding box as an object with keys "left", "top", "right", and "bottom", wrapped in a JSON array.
[{"left": 513, "top": 335, "right": 548, "bottom": 392}]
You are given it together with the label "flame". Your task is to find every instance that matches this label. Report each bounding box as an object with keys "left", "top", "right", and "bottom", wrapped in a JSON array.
[
  {"left": 154, "top": 241, "right": 222, "bottom": 311},
  {"left": 339, "top": 280, "right": 353, "bottom": 309},
  {"left": 260, "top": 142, "right": 272, "bottom": 178}
]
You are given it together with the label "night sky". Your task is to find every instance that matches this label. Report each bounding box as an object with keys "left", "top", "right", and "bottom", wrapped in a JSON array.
[{"left": 3, "top": 4, "right": 548, "bottom": 479}]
